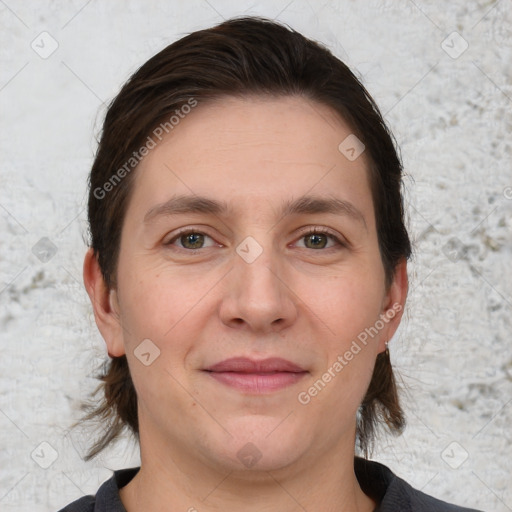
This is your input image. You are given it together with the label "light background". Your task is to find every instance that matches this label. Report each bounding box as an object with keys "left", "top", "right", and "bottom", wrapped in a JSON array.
[{"left": 1, "top": 1, "right": 511, "bottom": 510}]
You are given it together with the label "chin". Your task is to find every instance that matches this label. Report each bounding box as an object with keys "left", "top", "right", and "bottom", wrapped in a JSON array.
[{"left": 206, "top": 417, "right": 309, "bottom": 473}]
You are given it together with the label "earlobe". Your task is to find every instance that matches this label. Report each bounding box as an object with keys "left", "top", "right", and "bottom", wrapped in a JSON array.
[{"left": 83, "top": 248, "right": 126, "bottom": 357}]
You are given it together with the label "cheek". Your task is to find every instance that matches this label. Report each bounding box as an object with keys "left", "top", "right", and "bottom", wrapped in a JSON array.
[
  {"left": 117, "top": 259, "right": 209, "bottom": 340},
  {"left": 118, "top": 270, "right": 204, "bottom": 408},
  {"left": 297, "top": 267, "right": 385, "bottom": 403},
  {"left": 303, "top": 267, "right": 385, "bottom": 333},
  {"left": 116, "top": 267, "right": 223, "bottom": 401}
]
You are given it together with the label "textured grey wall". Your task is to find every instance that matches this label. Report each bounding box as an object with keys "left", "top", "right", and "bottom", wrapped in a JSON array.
[{"left": 1, "top": 1, "right": 511, "bottom": 511}]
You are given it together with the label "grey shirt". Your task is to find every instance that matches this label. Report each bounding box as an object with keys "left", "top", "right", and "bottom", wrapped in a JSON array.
[{"left": 57, "top": 458, "right": 484, "bottom": 511}]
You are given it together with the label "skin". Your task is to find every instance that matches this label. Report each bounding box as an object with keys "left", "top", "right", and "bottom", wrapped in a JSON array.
[{"left": 84, "top": 95, "right": 408, "bottom": 512}]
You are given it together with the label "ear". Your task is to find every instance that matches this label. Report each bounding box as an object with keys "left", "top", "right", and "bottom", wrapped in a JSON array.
[
  {"left": 83, "top": 247, "right": 126, "bottom": 357},
  {"left": 378, "top": 258, "right": 408, "bottom": 353}
]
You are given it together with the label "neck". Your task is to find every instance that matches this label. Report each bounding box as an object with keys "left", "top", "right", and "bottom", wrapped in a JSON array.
[{"left": 119, "top": 430, "right": 375, "bottom": 512}]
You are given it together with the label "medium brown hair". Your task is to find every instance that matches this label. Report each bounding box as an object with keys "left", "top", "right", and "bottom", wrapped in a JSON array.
[{"left": 80, "top": 16, "right": 411, "bottom": 460}]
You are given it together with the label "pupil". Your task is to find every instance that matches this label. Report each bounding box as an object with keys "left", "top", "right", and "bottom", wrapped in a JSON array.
[
  {"left": 307, "top": 234, "right": 326, "bottom": 249},
  {"left": 183, "top": 233, "right": 203, "bottom": 248}
]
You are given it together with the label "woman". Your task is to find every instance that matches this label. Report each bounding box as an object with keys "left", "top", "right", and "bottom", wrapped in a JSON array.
[{"left": 59, "top": 16, "right": 483, "bottom": 512}]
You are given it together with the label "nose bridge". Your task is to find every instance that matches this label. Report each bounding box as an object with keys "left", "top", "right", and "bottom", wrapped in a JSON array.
[
  {"left": 220, "top": 233, "right": 297, "bottom": 331},
  {"left": 235, "top": 234, "right": 283, "bottom": 301}
]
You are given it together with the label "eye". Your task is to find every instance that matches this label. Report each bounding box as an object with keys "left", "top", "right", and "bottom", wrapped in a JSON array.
[
  {"left": 165, "top": 230, "right": 218, "bottom": 250},
  {"left": 294, "top": 228, "right": 345, "bottom": 250},
  {"left": 164, "top": 227, "right": 345, "bottom": 252}
]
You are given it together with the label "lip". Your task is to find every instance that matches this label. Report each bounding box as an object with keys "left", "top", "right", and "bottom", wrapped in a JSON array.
[
  {"left": 205, "top": 357, "right": 306, "bottom": 373},
  {"left": 203, "top": 357, "right": 308, "bottom": 393}
]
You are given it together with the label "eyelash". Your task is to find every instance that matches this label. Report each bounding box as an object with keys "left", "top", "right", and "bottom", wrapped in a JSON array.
[{"left": 164, "top": 227, "right": 346, "bottom": 252}]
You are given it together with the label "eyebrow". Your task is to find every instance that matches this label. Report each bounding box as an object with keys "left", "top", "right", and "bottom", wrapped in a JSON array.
[{"left": 143, "top": 194, "right": 367, "bottom": 231}]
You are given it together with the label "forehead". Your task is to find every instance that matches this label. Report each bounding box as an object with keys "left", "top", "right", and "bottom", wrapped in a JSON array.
[{"left": 128, "top": 95, "right": 374, "bottom": 226}]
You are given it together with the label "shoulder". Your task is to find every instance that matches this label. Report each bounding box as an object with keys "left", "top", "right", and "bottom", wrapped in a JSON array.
[
  {"left": 355, "top": 457, "right": 485, "bottom": 512},
  {"left": 388, "top": 472, "right": 484, "bottom": 512},
  {"left": 57, "top": 495, "right": 95, "bottom": 512},
  {"left": 392, "top": 475, "right": 484, "bottom": 512},
  {"left": 56, "top": 467, "right": 140, "bottom": 512}
]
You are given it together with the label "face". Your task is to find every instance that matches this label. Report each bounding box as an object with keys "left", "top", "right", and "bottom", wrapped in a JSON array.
[{"left": 91, "top": 95, "right": 406, "bottom": 475}]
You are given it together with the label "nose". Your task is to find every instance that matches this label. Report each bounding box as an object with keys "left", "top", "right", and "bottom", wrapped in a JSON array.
[{"left": 218, "top": 239, "right": 298, "bottom": 334}]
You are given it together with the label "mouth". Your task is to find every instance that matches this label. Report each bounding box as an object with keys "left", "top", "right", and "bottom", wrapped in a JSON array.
[{"left": 203, "top": 357, "right": 308, "bottom": 393}]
